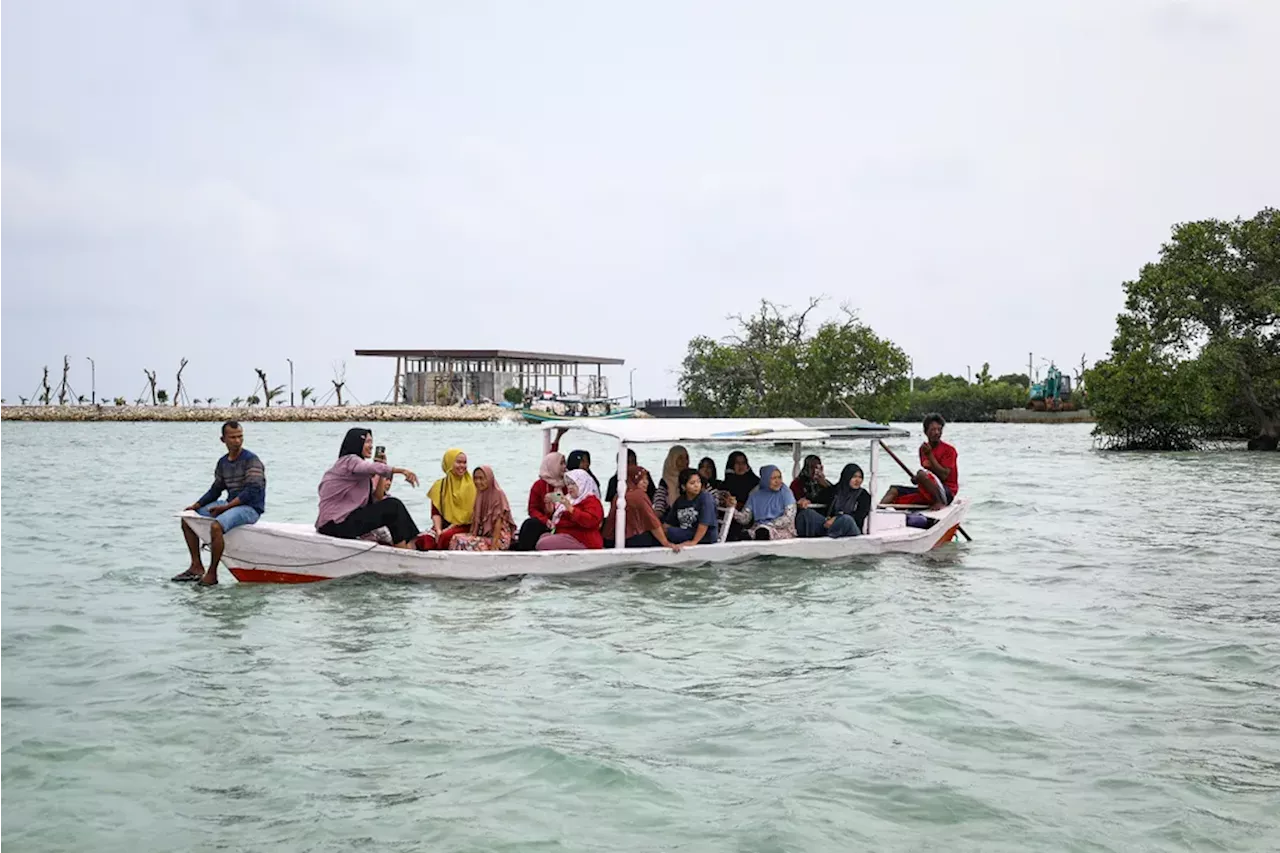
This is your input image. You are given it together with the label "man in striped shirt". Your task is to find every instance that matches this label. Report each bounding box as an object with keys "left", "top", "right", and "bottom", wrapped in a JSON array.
[{"left": 174, "top": 421, "right": 267, "bottom": 585}]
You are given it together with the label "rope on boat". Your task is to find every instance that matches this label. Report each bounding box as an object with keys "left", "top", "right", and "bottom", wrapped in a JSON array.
[{"left": 202, "top": 540, "right": 383, "bottom": 569}]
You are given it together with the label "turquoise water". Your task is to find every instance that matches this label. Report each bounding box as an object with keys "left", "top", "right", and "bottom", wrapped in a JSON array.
[{"left": 3, "top": 421, "right": 1278, "bottom": 852}]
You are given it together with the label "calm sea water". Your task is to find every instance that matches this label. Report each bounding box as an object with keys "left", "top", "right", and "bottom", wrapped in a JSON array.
[{"left": 2, "top": 421, "right": 1278, "bottom": 852}]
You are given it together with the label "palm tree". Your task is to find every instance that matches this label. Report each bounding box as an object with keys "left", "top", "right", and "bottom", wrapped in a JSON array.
[
  {"left": 206, "top": 397, "right": 218, "bottom": 407},
  {"left": 265, "top": 384, "right": 286, "bottom": 407},
  {"left": 300, "top": 386, "right": 315, "bottom": 406},
  {"left": 231, "top": 396, "right": 244, "bottom": 407},
  {"left": 114, "top": 397, "right": 126, "bottom": 406},
  {"left": 246, "top": 395, "right": 261, "bottom": 407},
  {"left": 192, "top": 398, "right": 202, "bottom": 406},
  {"left": 77, "top": 395, "right": 88, "bottom": 405},
  {"left": 19, "top": 396, "right": 29, "bottom": 405}
]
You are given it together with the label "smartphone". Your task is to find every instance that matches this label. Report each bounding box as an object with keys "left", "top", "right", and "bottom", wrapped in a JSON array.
[
  {"left": 549, "top": 492, "right": 564, "bottom": 502},
  {"left": 375, "top": 445, "right": 386, "bottom": 460}
]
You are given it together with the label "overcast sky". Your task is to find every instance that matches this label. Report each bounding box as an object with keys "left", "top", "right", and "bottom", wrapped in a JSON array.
[{"left": 3, "top": 0, "right": 1278, "bottom": 404}]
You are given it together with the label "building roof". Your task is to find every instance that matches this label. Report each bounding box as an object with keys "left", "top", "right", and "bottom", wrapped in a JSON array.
[
  {"left": 539, "top": 417, "right": 909, "bottom": 443},
  {"left": 354, "top": 349, "right": 624, "bottom": 365}
]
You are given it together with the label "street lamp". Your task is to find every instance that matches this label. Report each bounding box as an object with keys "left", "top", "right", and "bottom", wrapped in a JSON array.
[
  {"left": 85, "top": 356, "right": 96, "bottom": 405},
  {"left": 629, "top": 368, "right": 636, "bottom": 407},
  {"left": 287, "top": 358, "right": 294, "bottom": 407}
]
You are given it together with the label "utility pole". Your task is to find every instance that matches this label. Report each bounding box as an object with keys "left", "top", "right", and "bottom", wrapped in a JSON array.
[
  {"left": 629, "top": 368, "right": 636, "bottom": 407},
  {"left": 287, "top": 358, "right": 295, "bottom": 406},
  {"left": 909, "top": 358, "right": 914, "bottom": 395},
  {"left": 86, "top": 357, "right": 96, "bottom": 405},
  {"left": 967, "top": 365, "right": 971, "bottom": 383},
  {"left": 1028, "top": 352, "right": 1033, "bottom": 391}
]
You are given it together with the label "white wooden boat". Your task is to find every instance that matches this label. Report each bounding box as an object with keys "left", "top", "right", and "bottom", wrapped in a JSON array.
[{"left": 181, "top": 418, "right": 969, "bottom": 583}]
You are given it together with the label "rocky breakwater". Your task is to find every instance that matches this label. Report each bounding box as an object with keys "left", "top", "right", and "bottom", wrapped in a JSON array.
[{"left": 0, "top": 404, "right": 517, "bottom": 423}]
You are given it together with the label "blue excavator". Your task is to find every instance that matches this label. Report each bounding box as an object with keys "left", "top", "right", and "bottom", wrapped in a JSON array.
[{"left": 1027, "top": 362, "right": 1076, "bottom": 411}]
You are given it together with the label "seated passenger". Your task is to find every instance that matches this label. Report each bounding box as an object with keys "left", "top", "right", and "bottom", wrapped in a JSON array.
[
  {"left": 721, "top": 451, "right": 760, "bottom": 542},
  {"left": 359, "top": 448, "right": 396, "bottom": 545},
  {"left": 316, "top": 428, "right": 421, "bottom": 547},
  {"left": 536, "top": 470, "right": 605, "bottom": 550},
  {"left": 734, "top": 465, "right": 798, "bottom": 541},
  {"left": 605, "top": 448, "right": 656, "bottom": 504},
  {"left": 418, "top": 448, "right": 475, "bottom": 550},
  {"left": 515, "top": 452, "right": 567, "bottom": 551},
  {"left": 607, "top": 465, "right": 682, "bottom": 550},
  {"left": 824, "top": 464, "right": 871, "bottom": 537},
  {"left": 663, "top": 468, "right": 719, "bottom": 545},
  {"left": 793, "top": 454, "right": 837, "bottom": 538},
  {"left": 652, "top": 444, "right": 690, "bottom": 517},
  {"left": 722, "top": 451, "right": 759, "bottom": 504},
  {"left": 880, "top": 413, "right": 959, "bottom": 510},
  {"left": 567, "top": 449, "right": 600, "bottom": 488},
  {"left": 449, "top": 466, "right": 515, "bottom": 551},
  {"left": 697, "top": 456, "right": 735, "bottom": 509}
]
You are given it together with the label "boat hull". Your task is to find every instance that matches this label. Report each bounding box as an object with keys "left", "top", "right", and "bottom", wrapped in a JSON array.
[
  {"left": 181, "top": 499, "right": 969, "bottom": 583},
  {"left": 519, "top": 408, "right": 637, "bottom": 424}
]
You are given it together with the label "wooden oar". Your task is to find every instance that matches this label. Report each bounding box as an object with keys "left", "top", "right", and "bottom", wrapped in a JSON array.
[{"left": 877, "top": 440, "right": 971, "bottom": 542}]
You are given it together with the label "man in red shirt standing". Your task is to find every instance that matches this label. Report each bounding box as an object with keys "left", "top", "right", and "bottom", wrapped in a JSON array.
[{"left": 880, "top": 413, "right": 958, "bottom": 510}]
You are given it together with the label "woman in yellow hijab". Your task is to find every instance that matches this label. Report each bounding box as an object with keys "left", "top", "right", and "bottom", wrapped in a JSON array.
[{"left": 421, "top": 448, "right": 476, "bottom": 550}]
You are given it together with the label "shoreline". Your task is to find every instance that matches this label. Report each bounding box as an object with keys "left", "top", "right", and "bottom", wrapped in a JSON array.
[{"left": 0, "top": 404, "right": 518, "bottom": 423}]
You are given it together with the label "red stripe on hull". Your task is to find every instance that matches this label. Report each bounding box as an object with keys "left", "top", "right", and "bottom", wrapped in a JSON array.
[
  {"left": 931, "top": 525, "right": 960, "bottom": 548},
  {"left": 228, "top": 567, "right": 330, "bottom": 584}
]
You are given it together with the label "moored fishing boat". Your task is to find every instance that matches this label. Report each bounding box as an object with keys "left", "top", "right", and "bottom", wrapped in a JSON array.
[
  {"left": 518, "top": 407, "right": 637, "bottom": 424},
  {"left": 181, "top": 418, "right": 970, "bottom": 583}
]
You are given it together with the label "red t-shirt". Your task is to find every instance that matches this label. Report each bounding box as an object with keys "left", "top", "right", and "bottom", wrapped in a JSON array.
[{"left": 920, "top": 441, "right": 959, "bottom": 496}]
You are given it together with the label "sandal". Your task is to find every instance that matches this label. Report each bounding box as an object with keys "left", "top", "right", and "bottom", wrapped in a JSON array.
[{"left": 171, "top": 569, "right": 203, "bottom": 582}]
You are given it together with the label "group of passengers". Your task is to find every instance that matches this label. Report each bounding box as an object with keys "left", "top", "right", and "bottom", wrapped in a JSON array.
[{"left": 176, "top": 415, "right": 958, "bottom": 584}]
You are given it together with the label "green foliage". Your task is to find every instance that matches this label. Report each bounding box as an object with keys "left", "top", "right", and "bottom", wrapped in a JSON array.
[
  {"left": 1090, "top": 208, "right": 1279, "bottom": 449},
  {"left": 300, "top": 387, "right": 314, "bottom": 405},
  {"left": 888, "top": 374, "right": 1028, "bottom": 423},
  {"left": 995, "top": 373, "right": 1029, "bottom": 388},
  {"left": 156, "top": 389, "right": 169, "bottom": 404},
  {"left": 230, "top": 397, "right": 244, "bottom": 407},
  {"left": 114, "top": 397, "right": 126, "bottom": 406},
  {"left": 246, "top": 395, "right": 260, "bottom": 407},
  {"left": 678, "top": 299, "right": 910, "bottom": 419},
  {"left": 503, "top": 386, "right": 525, "bottom": 405}
]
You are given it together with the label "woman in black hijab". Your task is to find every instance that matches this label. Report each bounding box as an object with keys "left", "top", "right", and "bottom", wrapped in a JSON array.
[
  {"left": 721, "top": 451, "right": 760, "bottom": 505},
  {"left": 824, "top": 463, "right": 871, "bottom": 537},
  {"left": 720, "top": 451, "right": 760, "bottom": 541}
]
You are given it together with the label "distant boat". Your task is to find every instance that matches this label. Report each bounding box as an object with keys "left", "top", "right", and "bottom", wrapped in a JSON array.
[
  {"left": 519, "top": 407, "right": 637, "bottom": 424},
  {"left": 518, "top": 394, "right": 637, "bottom": 423}
]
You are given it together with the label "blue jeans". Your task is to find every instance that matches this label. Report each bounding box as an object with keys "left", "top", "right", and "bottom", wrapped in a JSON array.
[
  {"left": 197, "top": 500, "right": 260, "bottom": 533},
  {"left": 827, "top": 514, "right": 861, "bottom": 538},
  {"left": 796, "top": 508, "right": 828, "bottom": 538},
  {"left": 665, "top": 526, "right": 714, "bottom": 545}
]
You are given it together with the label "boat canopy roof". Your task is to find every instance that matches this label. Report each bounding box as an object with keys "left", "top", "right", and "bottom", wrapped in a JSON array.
[{"left": 541, "top": 417, "right": 909, "bottom": 444}]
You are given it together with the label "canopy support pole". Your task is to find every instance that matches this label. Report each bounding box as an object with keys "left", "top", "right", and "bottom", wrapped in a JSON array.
[
  {"left": 791, "top": 442, "right": 802, "bottom": 479},
  {"left": 614, "top": 441, "right": 628, "bottom": 549},
  {"left": 868, "top": 441, "right": 880, "bottom": 534}
]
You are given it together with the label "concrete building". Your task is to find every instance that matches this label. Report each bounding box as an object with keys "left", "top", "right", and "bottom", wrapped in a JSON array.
[{"left": 355, "top": 349, "right": 624, "bottom": 405}]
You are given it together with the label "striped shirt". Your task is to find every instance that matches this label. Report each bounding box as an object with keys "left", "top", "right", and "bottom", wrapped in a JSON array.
[{"left": 196, "top": 450, "right": 267, "bottom": 514}]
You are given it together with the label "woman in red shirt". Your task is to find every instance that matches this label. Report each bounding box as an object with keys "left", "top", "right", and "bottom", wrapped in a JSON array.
[
  {"left": 515, "top": 452, "right": 567, "bottom": 551},
  {"left": 536, "top": 470, "right": 605, "bottom": 550}
]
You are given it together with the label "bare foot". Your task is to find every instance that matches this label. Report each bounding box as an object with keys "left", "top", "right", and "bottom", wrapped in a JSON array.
[
  {"left": 171, "top": 568, "right": 203, "bottom": 582},
  {"left": 198, "top": 571, "right": 219, "bottom": 586}
]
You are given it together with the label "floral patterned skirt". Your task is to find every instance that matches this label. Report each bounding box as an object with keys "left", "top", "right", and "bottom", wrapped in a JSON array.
[{"left": 448, "top": 527, "right": 513, "bottom": 552}]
